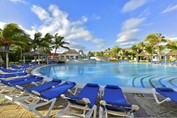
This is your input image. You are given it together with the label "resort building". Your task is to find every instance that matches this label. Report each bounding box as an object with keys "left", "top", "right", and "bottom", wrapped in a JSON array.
[
  {"left": 48, "top": 53, "right": 60, "bottom": 59},
  {"left": 61, "top": 49, "right": 84, "bottom": 59}
]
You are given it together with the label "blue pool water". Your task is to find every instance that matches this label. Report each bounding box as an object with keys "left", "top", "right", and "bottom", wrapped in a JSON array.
[{"left": 38, "top": 62, "right": 177, "bottom": 88}]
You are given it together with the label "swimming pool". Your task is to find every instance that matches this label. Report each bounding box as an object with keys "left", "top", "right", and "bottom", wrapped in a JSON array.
[{"left": 37, "top": 62, "right": 177, "bottom": 88}]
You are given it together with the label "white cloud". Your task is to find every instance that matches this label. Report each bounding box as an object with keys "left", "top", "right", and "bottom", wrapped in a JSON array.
[
  {"left": 122, "top": 18, "right": 145, "bottom": 30},
  {"left": 95, "top": 16, "right": 101, "bottom": 20},
  {"left": 116, "top": 29, "right": 139, "bottom": 43},
  {"left": 54, "top": 41, "right": 87, "bottom": 53},
  {"left": 0, "top": 21, "right": 36, "bottom": 39},
  {"left": 161, "top": 4, "right": 177, "bottom": 14},
  {"left": 31, "top": 5, "right": 50, "bottom": 21},
  {"left": 31, "top": 5, "right": 105, "bottom": 50},
  {"left": 0, "top": 22, "right": 6, "bottom": 29},
  {"left": 168, "top": 36, "right": 177, "bottom": 41},
  {"left": 9, "top": 0, "right": 26, "bottom": 3},
  {"left": 116, "top": 17, "right": 145, "bottom": 44},
  {"left": 0, "top": 21, "right": 87, "bottom": 53},
  {"left": 122, "top": 0, "right": 147, "bottom": 12},
  {"left": 69, "top": 42, "right": 87, "bottom": 50},
  {"left": 91, "top": 15, "right": 101, "bottom": 21},
  {"left": 118, "top": 41, "right": 137, "bottom": 46}
]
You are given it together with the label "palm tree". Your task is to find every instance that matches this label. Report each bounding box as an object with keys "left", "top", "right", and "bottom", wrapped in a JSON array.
[
  {"left": 137, "top": 41, "right": 145, "bottom": 53},
  {"left": 131, "top": 44, "right": 138, "bottom": 54},
  {"left": 52, "top": 33, "right": 70, "bottom": 58},
  {"left": 144, "top": 45, "right": 154, "bottom": 60},
  {"left": 120, "top": 50, "right": 129, "bottom": 59},
  {"left": 131, "top": 44, "right": 140, "bottom": 61},
  {"left": 111, "top": 46, "right": 121, "bottom": 58},
  {"left": 30, "top": 32, "right": 42, "bottom": 51},
  {"left": 103, "top": 48, "right": 111, "bottom": 57},
  {"left": 145, "top": 33, "right": 166, "bottom": 61},
  {"left": 30, "top": 32, "right": 53, "bottom": 52},
  {"left": 41, "top": 33, "right": 53, "bottom": 53},
  {"left": 167, "top": 41, "right": 177, "bottom": 50},
  {"left": 0, "top": 23, "right": 30, "bottom": 66},
  {"left": 0, "top": 23, "right": 30, "bottom": 50}
]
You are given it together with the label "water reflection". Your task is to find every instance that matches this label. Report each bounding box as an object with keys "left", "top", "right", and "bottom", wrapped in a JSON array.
[{"left": 38, "top": 63, "right": 177, "bottom": 87}]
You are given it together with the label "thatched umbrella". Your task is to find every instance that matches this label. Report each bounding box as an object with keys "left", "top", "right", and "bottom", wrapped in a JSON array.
[
  {"left": 23, "top": 50, "right": 48, "bottom": 64},
  {"left": 165, "top": 50, "right": 177, "bottom": 62},
  {"left": 137, "top": 52, "right": 151, "bottom": 57},
  {"left": 0, "top": 49, "right": 11, "bottom": 68},
  {"left": 165, "top": 50, "right": 177, "bottom": 56},
  {"left": 137, "top": 52, "right": 151, "bottom": 62}
]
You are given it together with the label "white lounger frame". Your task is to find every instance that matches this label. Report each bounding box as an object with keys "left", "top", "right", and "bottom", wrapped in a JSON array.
[
  {"left": 57, "top": 94, "right": 97, "bottom": 118},
  {"left": 0, "top": 79, "right": 46, "bottom": 102},
  {"left": 99, "top": 101, "right": 139, "bottom": 118},
  {"left": 99, "top": 88, "right": 139, "bottom": 118},
  {"left": 152, "top": 88, "right": 171, "bottom": 104},
  {"left": 12, "top": 86, "right": 77, "bottom": 118},
  {"left": 15, "top": 95, "right": 56, "bottom": 118}
]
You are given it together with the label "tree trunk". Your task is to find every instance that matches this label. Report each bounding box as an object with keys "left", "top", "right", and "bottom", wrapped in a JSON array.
[
  {"left": 158, "top": 45, "right": 161, "bottom": 62},
  {"left": 5, "top": 46, "right": 9, "bottom": 68},
  {"left": 53, "top": 48, "right": 58, "bottom": 59}
]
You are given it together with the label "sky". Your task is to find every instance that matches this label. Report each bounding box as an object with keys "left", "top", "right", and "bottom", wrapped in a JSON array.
[{"left": 0, "top": 0, "right": 177, "bottom": 53}]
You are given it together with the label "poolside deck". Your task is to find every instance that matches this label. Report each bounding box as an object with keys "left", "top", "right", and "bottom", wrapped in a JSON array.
[{"left": 0, "top": 90, "right": 177, "bottom": 117}]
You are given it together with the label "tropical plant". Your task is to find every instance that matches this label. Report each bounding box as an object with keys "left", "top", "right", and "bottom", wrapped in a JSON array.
[
  {"left": 30, "top": 32, "right": 53, "bottom": 53},
  {"left": 131, "top": 44, "right": 138, "bottom": 54},
  {"left": 103, "top": 48, "right": 111, "bottom": 57},
  {"left": 111, "top": 46, "right": 121, "bottom": 58},
  {"left": 0, "top": 23, "right": 30, "bottom": 49},
  {"left": 52, "top": 33, "right": 70, "bottom": 58},
  {"left": 144, "top": 45, "right": 154, "bottom": 60},
  {"left": 41, "top": 33, "right": 53, "bottom": 53},
  {"left": 145, "top": 33, "right": 166, "bottom": 61},
  {"left": 0, "top": 23, "right": 30, "bottom": 63},
  {"left": 137, "top": 41, "right": 145, "bottom": 53},
  {"left": 120, "top": 50, "right": 129, "bottom": 59},
  {"left": 167, "top": 41, "right": 177, "bottom": 50},
  {"left": 30, "top": 32, "right": 42, "bottom": 51}
]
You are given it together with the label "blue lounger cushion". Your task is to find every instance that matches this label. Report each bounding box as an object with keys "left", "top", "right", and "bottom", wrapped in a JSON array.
[
  {"left": 0, "top": 67, "right": 25, "bottom": 73},
  {"left": 0, "top": 72, "right": 27, "bottom": 78},
  {"left": 20, "top": 63, "right": 31, "bottom": 68},
  {"left": 104, "top": 85, "right": 132, "bottom": 108},
  {"left": 40, "top": 81, "right": 76, "bottom": 100},
  {"left": 1, "top": 75, "right": 42, "bottom": 86},
  {"left": 106, "top": 85, "right": 120, "bottom": 89},
  {"left": 30, "top": 62, "right": 38, "bottom": 66},
  {"left": 10, "top": 76, "right": 43, "bottom": 86},
  {"left": 9, "top": 64, "right": 23, "bottom": 69},
  {"left": 156, "top": 88, "right": 177, "bottom": 103},
  {"left": 65, "top": 83, "right": 100, "bottom": 108},
  {"left": 0, "top": 75, "right": 36, "bottom": 86},
  {"left": 25, "top": 80, "right": 62, "bottom": 93},
  {"left": 156, "top": 88, "right": 174, "bottom": 92}
]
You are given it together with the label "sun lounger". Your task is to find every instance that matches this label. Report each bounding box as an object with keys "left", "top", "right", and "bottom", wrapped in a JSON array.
[
  {"left": 99, "top": 85, "right": 139, "bottom": 118},
  {"left": 0, "top": 67, "right": 25, "bottom": 73},
  {"left": 9, "top": 64, "right": 24, "bottom": 69},
  {"left": 0, "top": 72, "right": 27, "bottom": 79},
  {"left": 0, "top": 75, "right": 43, "bottom": 87},
  {"left": 0, "top": 75, "right": 45, "bottom": 101},
  {"left": 20, "top": 63, "right": 31, "bottom": 68},
  {"left": 57, "top": 83, "right": 100, "bottom": 118},
  {"left": 13, "top": 81, "right": 76, "bottom": 118},
  {"left": 24, "top": 79, "right": 62, "bottom": 93},
  {"left": 9, "top": 76, "right": 44, "bottom": 87},
  {"left": 152, "top": 88, "right": 177, "bottom": 104},
  {"left": 1, "top": 79, "right": 62, "bottom": 102},
  {"left": 29, "top": 62, "right": 38, "bottom": 66}
]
